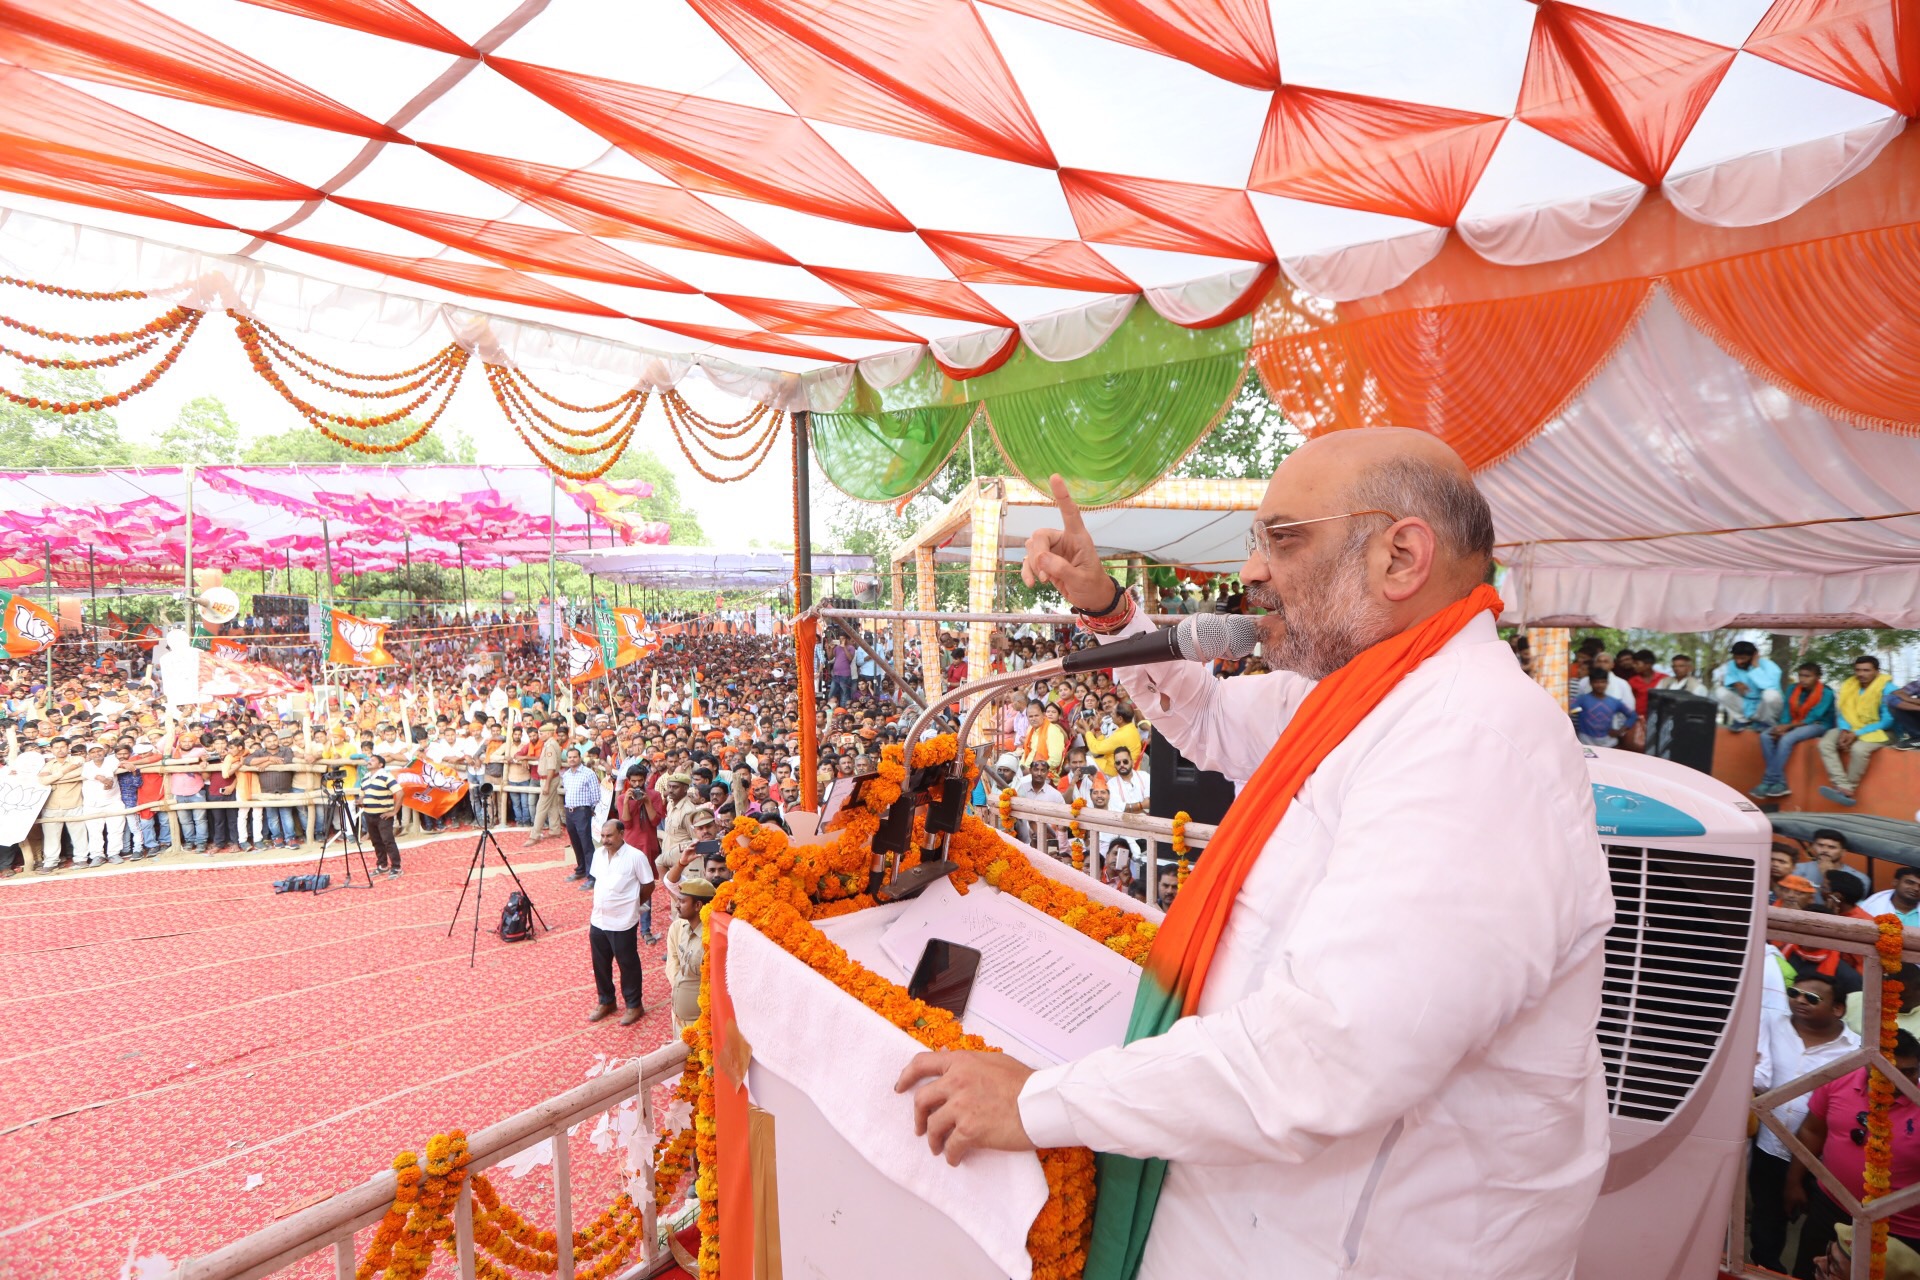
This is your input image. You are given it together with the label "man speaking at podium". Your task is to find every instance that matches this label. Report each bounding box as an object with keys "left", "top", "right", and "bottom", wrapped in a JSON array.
[{"left": 898, "top": 428, "right": 1613, "bottom": 1279}]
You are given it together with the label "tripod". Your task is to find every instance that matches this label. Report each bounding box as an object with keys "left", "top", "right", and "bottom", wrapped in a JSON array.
[
  {"left": 446, "top": 784, "right": 547, "bottom": 967},
  {"left": 308, "top": 782, "right": 373, "bottom": 893}
]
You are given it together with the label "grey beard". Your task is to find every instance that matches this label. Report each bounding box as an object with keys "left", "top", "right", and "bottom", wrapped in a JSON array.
[{"left": 1243, "top": 555, "right": 1394, "bottom": 680}]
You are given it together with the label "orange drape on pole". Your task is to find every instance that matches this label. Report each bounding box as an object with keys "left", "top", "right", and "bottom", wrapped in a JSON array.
[{"left": 793, "top": 614, "right": 820, "bottom": 813}]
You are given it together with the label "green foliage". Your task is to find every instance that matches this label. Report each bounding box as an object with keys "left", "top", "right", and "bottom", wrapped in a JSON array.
[
  {"left": 237, "top": 421, "right": 476, "bottom": 465},
  {"left": 1173, "top": 375, "right": 1299, "bottom": 480},
  {"left": 596, "top": 446, "right": 707, "bottom": 546},
  {"left": 0, "top": 367, "right": 134, "bottom": 467},
  {"left": 156, "top": 395, "right": 243, "bottom": 465}
]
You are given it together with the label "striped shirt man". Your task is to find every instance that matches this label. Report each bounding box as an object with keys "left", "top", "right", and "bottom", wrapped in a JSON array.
[{"left": 358, "top": 767, "right": 399, "bottom": 816}]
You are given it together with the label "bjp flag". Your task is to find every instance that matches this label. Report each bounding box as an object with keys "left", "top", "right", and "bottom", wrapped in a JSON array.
[
  {"left": 209, "top": 636, "right": 248, "bottom": 658},
  {"left": 611, "top": 607, "right": 654, "bottom": 669},
  {"left": 0, "top": 589, "right": 56, "bottom": 658},
  {"left": 566, "top": 626, "right": 607, "bottom": 685},
  {"left": 137, "top": 624, "right": 164, "bottom": 651},
  {"left": 392, "top": 756, "right": 469, "bottom": 818},
  {"left": 328, "top": 609, "right": 395, "bottom": 667},
  {"left": 105, "top": 611, "right": 128, "bottom": 640}
]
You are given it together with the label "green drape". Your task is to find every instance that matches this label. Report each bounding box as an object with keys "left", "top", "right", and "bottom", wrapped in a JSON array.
[
  {"left": 983, "top": 350, "right": 1246, "bottom": 507},
  {"left": 809, "top": 402, "right": 976, "bottom": 502},
  {"left": 806, "top": 304, "right": 1256, "bottom": 506}
]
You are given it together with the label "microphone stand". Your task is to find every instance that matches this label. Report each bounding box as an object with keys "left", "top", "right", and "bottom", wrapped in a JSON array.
[{"left": 871, "top": 659, "right": 1066, "bottom": 902}]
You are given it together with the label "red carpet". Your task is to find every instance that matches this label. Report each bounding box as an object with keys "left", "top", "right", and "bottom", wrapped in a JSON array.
[{"left": 0, "top": 831, "right": 678, "bottom": 1279}]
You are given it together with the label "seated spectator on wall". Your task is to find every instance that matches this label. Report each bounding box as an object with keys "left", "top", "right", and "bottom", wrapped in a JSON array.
[
  {"left": 1715, "top": 641, "right": 1784, "bottom": 729},
  {"left": 1891, "top": 674, "right": 1920, "bottom": 750},
  {"left": 1754, "top": 663, "right": 1836, "bottom": 800},
  {"left": 1818, "top": 656, "right": 1894, "bottom": 808}
]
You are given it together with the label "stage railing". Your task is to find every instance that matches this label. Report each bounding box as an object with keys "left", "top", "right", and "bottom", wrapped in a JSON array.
[
  {"left": 1001, "top": 797, "right": 1216, "bottom": 907},
  {"left": 169, "top": 1040, "right": 690, "bottom": 1280},
  {"left": 1730, "top": 908, "right": 1920, "bottom": 1280}
]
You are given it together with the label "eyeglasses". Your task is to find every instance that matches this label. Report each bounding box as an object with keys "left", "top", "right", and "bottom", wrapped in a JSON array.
[
  {"left": 1787, "top": 987, "right": 1824, "bottom": 1004},
  {"left": 1245, "top": 509, "right": 1399, "bottom": 562}
]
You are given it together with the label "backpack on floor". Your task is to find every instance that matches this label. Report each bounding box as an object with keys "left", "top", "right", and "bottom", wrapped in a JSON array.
[{"left": 498, "top": 891, "right": 534, "bottom": 942}]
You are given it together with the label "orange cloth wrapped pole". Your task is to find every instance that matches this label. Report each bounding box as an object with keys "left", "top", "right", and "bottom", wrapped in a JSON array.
[{"left": 794, "top": 615, "right": 820, "bottom": 812}]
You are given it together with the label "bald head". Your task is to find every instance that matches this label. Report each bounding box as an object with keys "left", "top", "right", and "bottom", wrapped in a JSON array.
[{"left": 1242, "top": 428, "right": 1495, "bottom": 677}]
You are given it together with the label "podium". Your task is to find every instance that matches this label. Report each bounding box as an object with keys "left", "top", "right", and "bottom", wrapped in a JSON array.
[{"left": 714, "top": 839, "right": 1159, "bottom": 1280}]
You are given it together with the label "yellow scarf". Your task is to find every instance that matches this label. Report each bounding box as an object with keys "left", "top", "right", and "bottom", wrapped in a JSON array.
[{"left": 1839, "top": 673, "right": 1891, "bottom": 742}]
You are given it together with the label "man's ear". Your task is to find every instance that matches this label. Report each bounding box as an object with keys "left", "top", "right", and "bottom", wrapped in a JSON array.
[{"left": 1378, "top": 518, "right": 1438, "bottom": 604}]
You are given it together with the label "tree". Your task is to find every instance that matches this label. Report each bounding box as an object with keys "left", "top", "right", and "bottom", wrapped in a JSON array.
[
  {"left": 0, "top": 367, "right": 133, "bottom": 467},
  {"left": 156, "top": 395, "right": 242, "bottom": 464},
  {"left": 1175, "top": 377, "right": 1300, "bottom": 479},
  {"left": 598, "top": 446, "right": 706, "bottom": 545},
  {"left": 239, "top": 422, "right": 477, "bottom": 465}
]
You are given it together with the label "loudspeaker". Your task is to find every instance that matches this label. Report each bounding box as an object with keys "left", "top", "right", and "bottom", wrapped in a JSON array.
[
  {"left": 1644, "top": 689, "right": 1717, "bottom": 775},
  {"left": 1148, "top": 732, "right": 1236, "bottom": 828}
]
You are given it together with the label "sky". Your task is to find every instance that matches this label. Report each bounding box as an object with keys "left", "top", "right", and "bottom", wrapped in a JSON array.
[{"left": 107, "top": 320, "right": 803, "bottom": 550}]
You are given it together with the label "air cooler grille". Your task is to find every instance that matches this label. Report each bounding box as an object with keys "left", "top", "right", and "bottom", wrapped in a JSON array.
[{"left": 1601, "top": 844, "right": 1755, "bottom": 1123}]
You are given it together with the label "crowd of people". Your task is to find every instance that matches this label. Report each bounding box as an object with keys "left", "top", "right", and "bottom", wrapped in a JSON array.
[
  {"left": 1551, "top": 635, "right": 1919, "bottom": 805},
  {"left": 1749, "top": 827, "right": 1920, "bottom": 1275}
]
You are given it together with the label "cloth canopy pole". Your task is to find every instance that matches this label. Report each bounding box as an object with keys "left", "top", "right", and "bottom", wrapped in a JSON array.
[
  {"left": 42, "top": 539, "right": 54, "bottom": 690},
  {"left": 87, "top": 547, "right": 97, "bottom": 660},
  {"left": 458, "top": 543, "right": 470, "bottom": 628},
  {"left": 320, "top": 517, "right": 335, "bottom": 733},
  {"left": 182, "top": 462, "right": 195, "bottom": 642},
  {"left": 404, "top": 538, "right": 413, "bottom": 621},
  {"left": 546, "top": 472, "right": 558, "bottom": 712}
]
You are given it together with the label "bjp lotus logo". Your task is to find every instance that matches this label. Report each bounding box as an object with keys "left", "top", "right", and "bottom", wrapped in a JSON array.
[
  {"left": 567, "top": 637, "right": 599, "bottom": 680},
  {"left": 10, "top": 604, "right": 52, "bottom": 648},
  {"left": 420, "top": 761, "right": 460, "bottom": 791},
  {"left": 337, "top": 618, "right": 381, "bottom": 659}
]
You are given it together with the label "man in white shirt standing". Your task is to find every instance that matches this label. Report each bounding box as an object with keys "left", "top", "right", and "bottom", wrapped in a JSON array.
[
  {"left": 587, "top": 818, "right": 654, "bottom": 1026},
  {"left": 898, "top": 428, "right": 1614, "bottom": 1280},
  {"left": 1102, "top": 745, "right": 1150, "bottom": 882},
  {"left": 78, "top": 741, "right": 124, "bottom": 866}
]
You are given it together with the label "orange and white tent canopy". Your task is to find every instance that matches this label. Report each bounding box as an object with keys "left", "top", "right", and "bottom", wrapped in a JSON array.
[{"left": 0, "top": 0, "right": 1912, "bottom": 386}]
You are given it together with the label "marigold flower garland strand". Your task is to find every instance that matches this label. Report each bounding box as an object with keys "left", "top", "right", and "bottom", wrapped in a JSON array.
[
  {"left": 1172, "top": 810, "right": 1191, "bottom": 891},
  {"left": 670, "top": 736, "right": 1156, "bottom": 1280},
  {"left": 998, "top": 785, "right": 1015, "bottom": 832},
  {"left": 1867, "top": 915, "right": 1907, "bottom": 1280},
  {"left": 1068, "top": 795, "right": 1086, "bottom": 873}
]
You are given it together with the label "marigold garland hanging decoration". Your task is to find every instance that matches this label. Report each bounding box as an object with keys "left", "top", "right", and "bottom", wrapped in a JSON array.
[
  {"left": 1172, "top": 810, "right": 1191, "bottom": 891},
  {"left": 1068, "top": 795, "right": 1087, "bottom": 873},
  {"left": 676, "top": 734, "right": 1157, "bottom": 1280},
  {"left": 1867, "top": 914, "right": 1908, "bottom": 1280},
  {"left": 998, "top": 785, "right": 1015, "bottom": 832}
]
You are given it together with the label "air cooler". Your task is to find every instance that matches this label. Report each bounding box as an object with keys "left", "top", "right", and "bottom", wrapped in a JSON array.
[{"left": 1575, "top": 747, "right": 1772, "bottom": 1280}]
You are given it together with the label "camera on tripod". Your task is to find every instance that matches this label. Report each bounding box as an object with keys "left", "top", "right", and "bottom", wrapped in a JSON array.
[
  {"left": 473, "top": 779, "right": 495, "bottom": 799},
  {"left": 322, "top": 764, "right": 349, "bottom": 790}
]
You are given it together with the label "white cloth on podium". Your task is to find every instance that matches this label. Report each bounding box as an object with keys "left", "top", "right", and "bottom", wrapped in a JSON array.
[{"left": 726, "top": 918, "right": 1050, "bottom": 1280}]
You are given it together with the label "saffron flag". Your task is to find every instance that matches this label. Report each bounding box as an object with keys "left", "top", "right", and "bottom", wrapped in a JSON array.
[
  {"left": 137, "top": 624, "right": 164, "bottom": 651},
  {"left": 104, "top": 610, "right": 127, "bottom": 639},
  {"left": 392, "top": 756, "right": 469, "bottom": 818},
  {"left": 328, "top": 609, "right": 395, "bottom": 667},
  {"left": 210, "top": 637, "right": 248, "bottom": 657},
  {"left": 0, "top": 589, "right": 56, "bottom": 657},
  {"left": 611, "top": 606, "right": 655, "bottom": 669},
  {"left": 566, "top": 625, "right": 607, "bottom": 684}
]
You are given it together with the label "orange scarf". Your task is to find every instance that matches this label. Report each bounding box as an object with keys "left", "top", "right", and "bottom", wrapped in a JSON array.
[{"left": 1088, "top": 583, "right": 1504, "bottom": 1279}]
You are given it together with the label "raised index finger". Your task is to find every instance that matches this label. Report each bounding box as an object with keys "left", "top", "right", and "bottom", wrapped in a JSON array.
[{"left": 1047, "top": 473, "right": 1087, "bottom": 538}]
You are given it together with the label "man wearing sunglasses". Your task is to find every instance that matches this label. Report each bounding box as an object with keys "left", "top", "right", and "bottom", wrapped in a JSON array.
[
  {"left": 1787, "top": 1028, "right": 1920, "bottom": 1274},
  {"left": 898, "top": 428, "right": 1616, "bottom": 1280},
  {"left": 1753, "top": 972, "right": 1859, "bottom": 1272}
]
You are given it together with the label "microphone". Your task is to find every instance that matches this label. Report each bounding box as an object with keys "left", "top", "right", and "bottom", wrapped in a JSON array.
[{"left": 1061, "top": 613, "right": 1261, "bottom": 675}]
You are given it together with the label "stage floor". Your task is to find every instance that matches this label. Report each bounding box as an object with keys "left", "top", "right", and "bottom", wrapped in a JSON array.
[{"left": 0, "top": 828, "right": 676, "bottom": 1279}]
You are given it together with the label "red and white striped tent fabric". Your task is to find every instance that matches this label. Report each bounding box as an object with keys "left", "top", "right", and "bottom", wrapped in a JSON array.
[{"left": 0, "top": 0, "right": 1910, "bottom": 389}]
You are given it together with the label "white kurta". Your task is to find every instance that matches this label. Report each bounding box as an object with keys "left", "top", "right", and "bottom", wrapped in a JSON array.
[{"left": 1017, "top": 612, "right": 1615, "bottom": 1279}]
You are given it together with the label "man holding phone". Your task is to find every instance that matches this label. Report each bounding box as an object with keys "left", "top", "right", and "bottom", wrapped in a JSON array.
[{"left": 897, "top": 433, "right": 1612, "bottom": 1280}]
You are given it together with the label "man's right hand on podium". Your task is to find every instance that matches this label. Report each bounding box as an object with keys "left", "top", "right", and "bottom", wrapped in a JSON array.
[{"left": 895, "top": 1050, "right": 1036, "bottom": 1166}]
